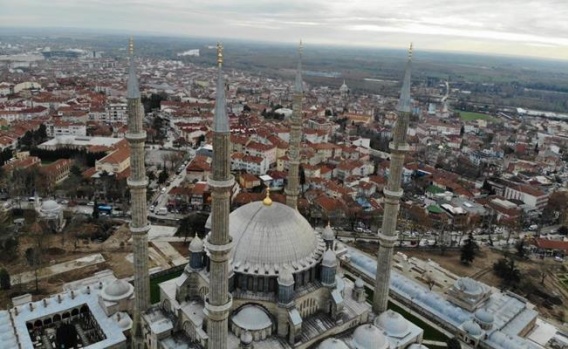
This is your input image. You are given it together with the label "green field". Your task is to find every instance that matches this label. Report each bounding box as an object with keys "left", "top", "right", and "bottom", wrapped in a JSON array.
[
  {"left": 458, "top": 111, "right": 497, "bottom": 122},
  {"left": 150, "top": 269, "right": 184, "bottom": 303}
]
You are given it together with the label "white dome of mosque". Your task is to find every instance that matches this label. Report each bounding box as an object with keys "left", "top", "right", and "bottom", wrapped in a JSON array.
[
  {"left": 339, "top": 80, "right": 349, "bottom": 93},
  {"left": 228, "top": 200, "right": 323, "bottom": 274},
  {"left": 240, "top": 331, "right": 253, "bottom": 344},
  {"left": 408, "top": 344, "right": 430, "bottom": 349},
  {"left": 352, "top": 324, "right": 389, "bottom": 349},
  {"left": 113, "top": 312, "right": 132, "bottom": 330},
  {"left": 318, "top": 338, "right": 350, "bottom": 349},
  {"left": 41, "top": 200, "right": 61, "bottom": 213},
  {"left": 232, "top": 305, "right": 273, "bottom": 331},
  {"left": 189, "top": 236, "right": 204, "bottom": 252},
  {"left": 323, "top": 223, "right": 335, "bottom": 240},
  {"left": 474, "top": 308, "right": 494, "bottom": 324},
  {"left": 355, "top": 277, "right": 364, "bottom": 288},
  {"left": 101, "top": 279, "right": 134, "bottom": 301},
  {"left": 463, "top": 320, "right": 482, "bottom": 336},
  {"left": 375, "top": 310, "right": 410, "bottom": 338},
  {"left": 455, "top": 277, "right": 483, "bottom": 295}
]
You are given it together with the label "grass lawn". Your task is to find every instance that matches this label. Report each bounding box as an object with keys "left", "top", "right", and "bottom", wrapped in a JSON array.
[
  {"left": 150, "top": 269, "right": 184, "bottom": 304},
  {"left": 458, "top": 111, "right": 497, "bottom": 122}
]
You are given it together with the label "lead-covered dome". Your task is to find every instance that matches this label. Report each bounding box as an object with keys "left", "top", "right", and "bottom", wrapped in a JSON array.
[
  {"left": 229, "top": 201, "right": 324, "bottom": 275},
  {"left": 474, "top": 308, "right": 494, "bottom": 325},
  {"left": 374, "top": 310, "right": 410, "bottom": 338},
  {"left": 352, "top": 324, "right": 389, "bottom": 349},
  {"left": 318, "top": 338, "right": 350, "bottom": 349},
  {"left": 101, "top": 279, "right": 134, "bottom": 301}
]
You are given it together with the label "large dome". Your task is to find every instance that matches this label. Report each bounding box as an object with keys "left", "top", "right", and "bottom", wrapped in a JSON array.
[
  {"left": 318, "top": 338, "right": 350, "bottom": 349},
  {"left": 101, "top": 279, "right": 134, "bottom": 301},
  {"left": 228, "top": 201, "right": 324, "bottom": 275}
]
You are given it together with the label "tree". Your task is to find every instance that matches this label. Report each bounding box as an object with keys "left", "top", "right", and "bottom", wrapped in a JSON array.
[
  {"left": 515, "top": 239, "right": 527, "bottom": 259},
  {"left": 460, "top": 233, "right": 478, "bottom": 265},
  {"left": 158, "top": 169, "right": 169, "bottom": 185},
  {"left": 0, "top": 267, "right": 10, "bottom": 290},
  {"left": 446, "top": 337, "right": 461, "bottom": 349},
  {"left": 493, "top": 257, "right": 521, "bottom": 287},
  {"left": 92, "top": 199, "right": 100, "bottom": 220}
]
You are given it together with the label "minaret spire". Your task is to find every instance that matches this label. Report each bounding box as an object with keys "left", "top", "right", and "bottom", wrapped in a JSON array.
[
  {"left": 205, "top": 42, "right": 234, "bottom": 349},
  {"left": 126, "top": 37, "right": 151, "bottom": 349},
  {"left": 285, "top": 40, "right": 304, "bottom": 209},
  {"left": 373, "top": 43, "right": 413, "bottom": 314}
]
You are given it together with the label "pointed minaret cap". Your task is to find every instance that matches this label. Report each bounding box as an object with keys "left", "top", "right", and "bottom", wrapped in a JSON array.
[
  {"left": 127, "top": 37, "right": 140, "bottom": 99},
  {"left": 213, "top": 42, "right": 229, "bottom": 133},
  {"left": 294, "top": 40, "right": 303, "bottom": 93},
  {"left": 396, "top": 43, "right": 412, "bottom": 113},
  {"left": 323, "top": 221, "right": 335, "bottom": 240}
]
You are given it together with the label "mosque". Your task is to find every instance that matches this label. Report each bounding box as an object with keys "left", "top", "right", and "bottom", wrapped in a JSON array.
[{"left": 0, "top": 40, "right": 556, "bottom": 349}]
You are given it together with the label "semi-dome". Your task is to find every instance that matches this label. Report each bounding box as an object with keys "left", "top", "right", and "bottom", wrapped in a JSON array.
[
  {"left": 101, "top": 279, "right": 134, "bottom": 301},
  {"left": 374, "top": 310, "right": 409, "bottom": 338},
  {"left": 322, "top": 223, "right": 335, "bottom": 241},
  {"left": 463, "top": 320, "right": 482, "bottom": 336},
  {"left": 474, "top": 308, "right": 494, "bottom": 324},
  {"left": 229, "top": 201, "right": 324, "bottom": 275},
  {"left": 232, "top": 305, "right": 273, "bottom": 331},
  {"left": 318, "top": 338, "right": 350, "bottom": 349},
  {"left": 189, "top": 236, "right": 204, "bottom": 252},
  {"left": 352, "top": 324, "right": 389, "bottom": 349}
]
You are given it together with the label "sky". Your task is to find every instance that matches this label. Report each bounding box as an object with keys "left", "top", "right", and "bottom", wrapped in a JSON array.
[{"left": 2, "top": 0, "right": 568, "bottom": 60}]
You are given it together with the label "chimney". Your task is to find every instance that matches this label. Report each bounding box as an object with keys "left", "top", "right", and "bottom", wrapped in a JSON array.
[
  {"left": 87, "top": 286, "right": 91, "bottom": 295},
  {"left": 29, "top": 303, "right": 33, "bottom": 312}
]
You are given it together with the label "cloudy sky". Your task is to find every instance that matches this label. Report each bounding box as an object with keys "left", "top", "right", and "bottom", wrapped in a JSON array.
[{"left": 2, "top": 0, "right": 568, "bottom": 59}]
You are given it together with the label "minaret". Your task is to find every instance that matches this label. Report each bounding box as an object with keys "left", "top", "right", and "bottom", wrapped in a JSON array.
[
  {"left": 125, "top": 38, "right": 151, "bottom": 349},
  {"left": 373, "top": 44, "right": 413, "bottom": 314},
  {"left": 285, "top": 41, "right": 304, "bottom": 209},
  {"left": 204, "top": 43, "right": 234, "bottom": 349}
]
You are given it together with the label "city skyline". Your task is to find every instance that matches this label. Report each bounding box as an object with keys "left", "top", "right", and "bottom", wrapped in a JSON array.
[{"left": 2, "top": 0, "right": 568, "bottom": 60}]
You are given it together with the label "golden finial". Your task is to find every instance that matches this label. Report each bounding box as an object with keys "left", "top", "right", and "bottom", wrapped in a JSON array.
[
  {"left": 217, "top": 42, "right": 223, "bottom": 67},
  {"left": 129, "top": 37, "right": 134, "bottom": 55},
  {"left": 263, "top": 187, "right": 273, "bottom": 206},
  {"left": 408, "top": 42, "right": 413, "bottom": 61}
]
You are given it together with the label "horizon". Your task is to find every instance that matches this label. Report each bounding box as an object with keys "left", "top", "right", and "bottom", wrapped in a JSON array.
[{"left": 1, "top": 0, "right": 568, "bottom": 61}]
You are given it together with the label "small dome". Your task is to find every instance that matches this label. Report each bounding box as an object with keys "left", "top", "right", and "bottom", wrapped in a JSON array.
[
  {"left": 318, "top": 338, "right": 350, "bottom": 349},
  {"left": 374, "top": 310, "right": 409, "bottom": 338},
  {"left": 101, "top": 279, "right": 134, "bottom": 301},
  {"left": 463, "top": 320, "right": 482, "bottom": 336},
  {"left": 278, "top": 267, "right": 294, "bottom": 286},
  {"left": 240, "top": 331, "right": 253, "bottom": 344},
  {"left": 322, "top": 249, "right": 337, "bottom": 267},
  {"left": 232, "top": 305, "right": 273, "bottom": 331},
  {"left": 455, "top": 277, "right": 483, "bottom": 295},
  {"left": 352, "top": 324, "right": 388, "bottom": 349},
  {"left": 114, "top": 312, "right": 132, "bottom": 330},
  {"left": 474, "top": 308, "right": 494, "bottom": 324},
  {"left": 408, "top": 344, "right": 430, "bottom": 349},
  {"left": 323, "top": 223, "right": 335, "bottom": 241},
  {"left": 41, "top": 200, "right": 60, "bottom": 212},
  {"left": 189, "top": 236, "right": 204, "bottom": 252},
  {"left": 355, "top": 277, "right": 364, "bottom": 288}
]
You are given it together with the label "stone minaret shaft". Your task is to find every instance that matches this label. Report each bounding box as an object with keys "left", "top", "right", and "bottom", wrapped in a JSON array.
[
  {"left": 205, "top": 43, "right": 234, "bottom": 349},
  {"left": 285, "top": 42, "right": 303, "bottom": 209},
  {"left": 373, "top": 45, "right": 413, "bottom": 314},
  {"left": 126, "top": 38, "right": 151, "bottom": 349},
  {"left": 126, "top": 39, "right": 150, "bottom": 349}
]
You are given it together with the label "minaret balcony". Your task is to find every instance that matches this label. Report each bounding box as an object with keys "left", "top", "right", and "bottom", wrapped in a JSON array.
[{"left": 125, "top": 131, "right": 147, "bottom": 141}]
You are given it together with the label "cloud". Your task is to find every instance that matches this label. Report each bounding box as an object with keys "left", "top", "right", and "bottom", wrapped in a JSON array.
[{"left": 1, "top": 0, "right": 568, "bottom": 59}]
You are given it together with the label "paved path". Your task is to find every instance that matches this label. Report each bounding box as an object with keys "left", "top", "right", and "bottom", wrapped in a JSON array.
[{"left": 13, "top": 254, "right": 105, "bottom": 285}]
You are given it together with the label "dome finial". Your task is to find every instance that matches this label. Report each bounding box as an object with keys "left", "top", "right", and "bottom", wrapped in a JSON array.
[{"left": 263, "top": 187, "right": 273, "bottom": 206}]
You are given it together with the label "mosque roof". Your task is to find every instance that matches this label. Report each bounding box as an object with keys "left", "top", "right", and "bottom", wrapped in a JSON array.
[
  {"left": 101, "top": 279, "right": 134, "bottom": 301},
  {"left": 227, "top": 200, "right": 325, "bottom": 275},
  {"left": 322, "top": 223, "right": 335, "bottom": 241},
  {"left": 352, "top": 324, "right": 389, "bottom": 349},
  {"left": 318, "top": 338, "right": 350, "bottom": 349},
  {"left": 375, "top": 310, "right": 410, "bottom": 338},
  {"left": 231, "top": 305, "right": 273, "bottom": 331}
]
